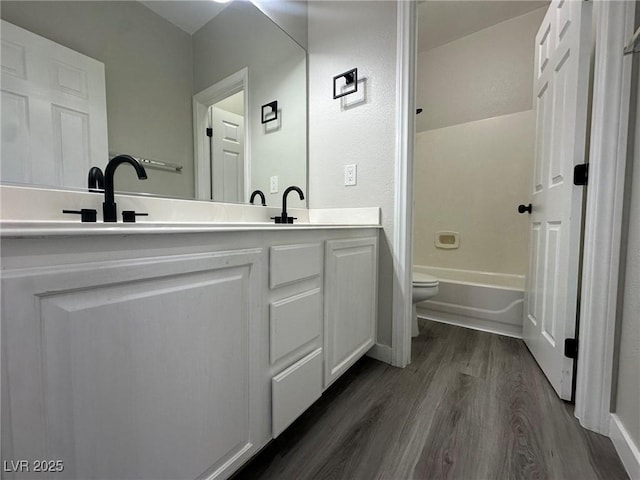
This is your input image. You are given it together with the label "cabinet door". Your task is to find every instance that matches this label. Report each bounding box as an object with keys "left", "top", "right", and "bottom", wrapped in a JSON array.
[
  {"left": 324, "top": 236, "right": 378, "bottom": 388},
  {"left": 1, "top": 248, "right": 263, "bottom": 480}
]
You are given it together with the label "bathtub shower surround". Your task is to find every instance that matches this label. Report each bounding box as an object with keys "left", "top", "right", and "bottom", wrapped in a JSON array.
[{"left": 413, "top": 110, "right": 534, "bottom": 276}]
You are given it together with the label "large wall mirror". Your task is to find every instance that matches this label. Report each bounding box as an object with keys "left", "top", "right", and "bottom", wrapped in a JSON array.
[{"left": 0, "top": 0, "right": 307, "bottom": 208}]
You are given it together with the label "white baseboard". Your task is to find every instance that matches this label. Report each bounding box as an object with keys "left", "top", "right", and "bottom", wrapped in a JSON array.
[
  {"left": 610, "top": 413, "right": 640, "bottom": 480},
  {"left": 366, "top": 343, "right": 392, "bottom": 364}
]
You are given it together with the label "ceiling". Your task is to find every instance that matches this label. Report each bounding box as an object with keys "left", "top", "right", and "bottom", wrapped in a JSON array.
[
  {"left": 142, "top": 1, "right": 549, "bottom": 51},
  {"left": 139, "top": 1, "right": 231, "bottom": 35},
  {"left": 418, "top": 1, "right": 549, "bottom": 52}
]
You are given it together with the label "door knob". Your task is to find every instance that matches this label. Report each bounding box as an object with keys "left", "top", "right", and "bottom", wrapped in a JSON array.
[{"left": 518, "top": 203, "right": 532, "bottom": 214}]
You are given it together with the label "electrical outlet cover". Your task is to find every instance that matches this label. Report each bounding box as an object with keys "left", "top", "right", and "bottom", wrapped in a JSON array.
[
  {"left": 270, "top": 176, "right": 278, "bottom": 193},
  {"left": 344, "top": 164, "right": 357, "bottom": 186}
]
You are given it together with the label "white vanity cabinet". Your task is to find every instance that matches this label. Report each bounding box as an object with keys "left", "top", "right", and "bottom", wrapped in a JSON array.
[{"left": 1, "top": 226, "right": 379, "bottom": 480}]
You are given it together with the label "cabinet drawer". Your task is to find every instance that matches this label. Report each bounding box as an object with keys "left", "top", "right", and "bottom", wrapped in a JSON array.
[
  {"left": 270, "top": 289, "right": 321, "bottom": 364},
  {"left": 272, "top": 348, "right": 322, "bottom": 437},
  {"left": 270, "top": 243, "right": 322, "bottom": 288}
]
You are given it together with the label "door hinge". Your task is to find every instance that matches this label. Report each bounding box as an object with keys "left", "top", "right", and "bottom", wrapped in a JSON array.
[
  {"left": 573, "top": 164, "right": 588, "bottom": 186},
  {"left": 206, "top": 128, "right": 213, "bottom": 137},
  {"left": 564, "top": 338, "right": 578, "bottom": 359}
]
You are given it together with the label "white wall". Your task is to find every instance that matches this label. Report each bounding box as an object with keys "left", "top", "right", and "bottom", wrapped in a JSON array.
[
  {"left": 416, "top": 7, "right": 546, "bottom": 132},
  {"left": 1, "top": 1, "right": 195, "bottom": 198},
  {"left": 193, "top": 1, "right": 307, "bottom": 208},
  {"left": 413, "top": 7, "right": 542, "bottom": 277},
  {"left": 414, "top": 111, "right": 534, "bottom": 275},
  {"left": 214, "top": 92, "right": 244, "bottom": 116},
  {"left": 308, "top": 1, "right": 397, "bottom": 346}
]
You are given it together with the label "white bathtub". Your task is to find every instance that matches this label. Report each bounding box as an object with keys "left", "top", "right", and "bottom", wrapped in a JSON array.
[{"left": 414, "top": 265, "right": 525, "bottom": 338}]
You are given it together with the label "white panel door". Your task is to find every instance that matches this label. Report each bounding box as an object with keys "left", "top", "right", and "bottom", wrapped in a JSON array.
[
  {"left": 0, "top": 20, "right": 108, "bottom": 188},
  {"left": 523, "top": 0, "right": 592, "bottom": 400},
  {"left": 1, "top": 249, "right": 263, "bottom": 480},
  {"left": 324, "top": 237, "right": 378, "bottom": 388},
  {"left": 211, "top": 106, "right": 245, "bottom": 203}
]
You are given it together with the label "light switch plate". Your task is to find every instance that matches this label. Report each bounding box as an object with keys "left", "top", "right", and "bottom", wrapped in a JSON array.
[
  {"left": 344, "top": 164, "right": 357, "bottom": 186},
  {"left": 270, "top": 176, "right": 278, "bottom": 193}
]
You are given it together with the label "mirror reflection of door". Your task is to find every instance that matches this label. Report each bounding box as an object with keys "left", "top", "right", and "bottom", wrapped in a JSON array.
[
  {"left": 0, "top": 20, "right": 108, "bottom": 189},
  {"left": 208, "top": 91, "right": 244, "bottom": 203}
]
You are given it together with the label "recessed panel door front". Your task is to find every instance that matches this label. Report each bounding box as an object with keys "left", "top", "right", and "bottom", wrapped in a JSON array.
[
  {"left": 211, "top": 106, "right": 245, "bottom": 203},
  {"left": 523, "top": 0, "right": 592, "bottom": 400},
  {"left": 324, "top": 237, "right": 378, "bottom": 388},
  {"left": 2, "top": 249, "right": 262, "bottom": 480}
]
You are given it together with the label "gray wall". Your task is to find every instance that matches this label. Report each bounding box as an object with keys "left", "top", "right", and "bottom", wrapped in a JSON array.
[
  {"left": 1, "top": 1, "right": 195, "bottom": 198},
  {"left": 254, "top": 0, "right": 308, "bottom": 50},
  {"left": 613, "top": 68, "right": 640, "bottom": 451},
  {"left": 308, "top": 1, "right": 397, "bottom": 347}
]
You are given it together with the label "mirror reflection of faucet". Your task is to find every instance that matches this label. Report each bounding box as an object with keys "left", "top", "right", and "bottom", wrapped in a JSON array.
[
  {"left": 88, "top": 167, "right": 104, "bottom": 193},
  {"left": 250, "top": 190, "right": 266, "bottom": 206},
  {"left": 271, "top": 186, "right": 304, "bottom": 224}
]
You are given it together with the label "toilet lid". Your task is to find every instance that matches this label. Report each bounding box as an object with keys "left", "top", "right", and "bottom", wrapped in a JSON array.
[{"left": 413, "top": 272, "right": 439, "bottom": 287}]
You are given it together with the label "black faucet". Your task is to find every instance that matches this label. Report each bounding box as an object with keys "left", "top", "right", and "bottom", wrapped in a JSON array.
[
  {"left": 103, "top": 154, "right": 147, "bottom": 222},
  {"left": 88, "top": 166, "right": 104, "bottom": 192},
  {"left": 250, "top": 189, "right": 266, "bottom": 206},
  {"left": 276, "top": 186, "right": 304, "bottom": 224}
]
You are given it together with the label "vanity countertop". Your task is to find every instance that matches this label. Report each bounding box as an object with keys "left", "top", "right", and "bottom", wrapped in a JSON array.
[
  {"left": 1, "top": 185, "right": 381, "bottom": 237},
  {"left": 0, "top": 220, "right": 382, "bottom": 237}
]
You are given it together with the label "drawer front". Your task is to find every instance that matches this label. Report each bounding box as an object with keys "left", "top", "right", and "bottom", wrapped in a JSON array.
[
  {"left": 271, "top": 348, "right": 322, "bottom": 438},
  {"left": 270, "top": 289, "right": 321, "bottom": 364},
  {"left": 270, "top": 243, "right": 322, "bottom": 288}
]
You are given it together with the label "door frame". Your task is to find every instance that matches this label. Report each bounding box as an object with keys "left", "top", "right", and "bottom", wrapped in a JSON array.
[
  {"left": 391, "top": 0, "right": 416, "bottom": 368},
  {"left": 193, "top": 68, "right": 250, "bottom": 201},
  {"left": 574, "top": 0, "right": 636, "bottom": 435},
  {"left": 393, "top": 0, "right": 636, "bottom": 433}
]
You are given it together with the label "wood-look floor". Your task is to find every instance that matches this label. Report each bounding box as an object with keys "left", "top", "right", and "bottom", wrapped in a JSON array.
[{"left": 233, "top": 321, "right": 628, "bottom": 480}]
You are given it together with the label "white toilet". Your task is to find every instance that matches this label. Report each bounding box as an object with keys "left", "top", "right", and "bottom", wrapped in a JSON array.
[{"left": 412, "top": 272, "right": 439, "bottom": 337}]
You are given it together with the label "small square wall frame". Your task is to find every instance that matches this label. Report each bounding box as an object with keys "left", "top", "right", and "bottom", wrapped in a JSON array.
[
  {"left": 333, "top": 68, "right": 358, "bottom": 99},
  {"left": 261, "top": 101, "right": 278, "bottom": 124}
]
